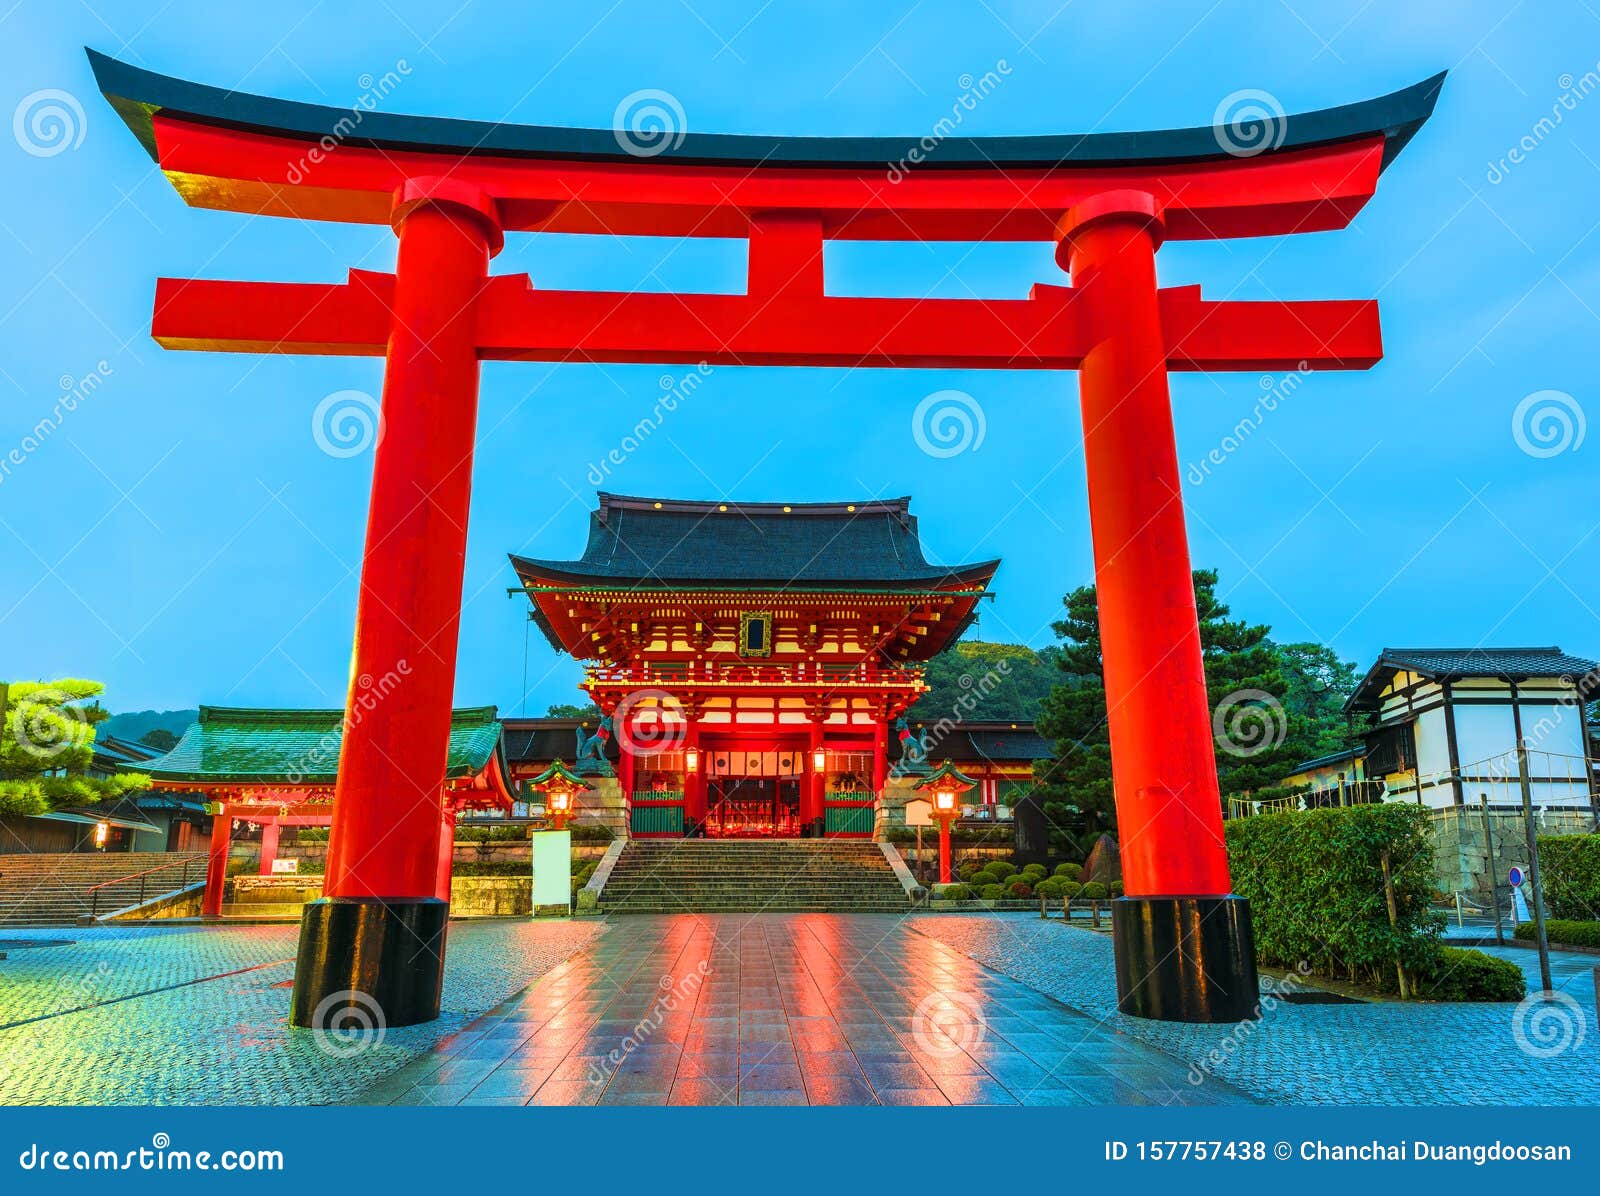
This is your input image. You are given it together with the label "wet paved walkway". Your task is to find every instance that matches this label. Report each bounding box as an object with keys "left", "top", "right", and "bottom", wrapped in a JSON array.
[{"left": 364, "top": 914, "right": 1252, "bottom": 1106}]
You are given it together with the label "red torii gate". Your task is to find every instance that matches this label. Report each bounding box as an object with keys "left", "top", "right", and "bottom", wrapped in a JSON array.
[{"left": 90, "top": 49, "right": 1441, "bottom": 1026}]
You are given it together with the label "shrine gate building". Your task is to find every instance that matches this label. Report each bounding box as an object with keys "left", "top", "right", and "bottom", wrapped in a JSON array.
[{"left": 511, "top": 493, "right": 997, "bottom": 840}]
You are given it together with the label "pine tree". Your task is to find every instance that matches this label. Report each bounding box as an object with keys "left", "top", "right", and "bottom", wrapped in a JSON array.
[{"left": 0, "top": 680, "right": 150, "bottom": 816}]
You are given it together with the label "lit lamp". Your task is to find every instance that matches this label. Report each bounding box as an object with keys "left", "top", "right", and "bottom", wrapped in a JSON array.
[
  {"left": 685, "top": 746, "right": 699, "bottom": 773},
  {"left": 812, "top": 746, "right": 826, "bottom": 772},
  {"left": 913, "top": 760, "right": 975, "bottom": 885},
  {"left": 93, "top": 820, "right": 110, "bottom": 850},
  {"left": 527, "top": 759, "right": 589, "bottom": 833}
]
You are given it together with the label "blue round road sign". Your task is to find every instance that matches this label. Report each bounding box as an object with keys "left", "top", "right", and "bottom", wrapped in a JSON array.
[{"left": 1508, "top": 866, "right": 1525, "bottom": 887}]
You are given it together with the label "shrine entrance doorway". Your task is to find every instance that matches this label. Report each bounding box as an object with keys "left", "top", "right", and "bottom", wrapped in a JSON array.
[{"left": 703, "top": 737, "right": 807, "bottom": 838}]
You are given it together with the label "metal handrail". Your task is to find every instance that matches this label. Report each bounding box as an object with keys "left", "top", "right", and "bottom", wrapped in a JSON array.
[{"left": 87, "top": 855, "right": 201, "bottom": 918}]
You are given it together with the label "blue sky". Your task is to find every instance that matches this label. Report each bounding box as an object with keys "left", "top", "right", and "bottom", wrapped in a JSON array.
[{"left": 1, "top": 0, "right": 1596, "bottom": 717}]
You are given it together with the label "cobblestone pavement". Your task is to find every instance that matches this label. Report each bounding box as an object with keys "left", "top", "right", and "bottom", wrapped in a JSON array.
[
  {"left": 364, "top": 913, "right": 1253, "bottom": 1106},
  {"left": 0, "top": 919, "right": 601, "bottom": 1105},
  {"left": 913, "top": 914, "right": 1600, "bottom": 1106}
]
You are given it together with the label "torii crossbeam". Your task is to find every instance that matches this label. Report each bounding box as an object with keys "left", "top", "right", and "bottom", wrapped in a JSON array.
[{"left": 90, "top": 48, "right": 1442, "bottom": 1028}]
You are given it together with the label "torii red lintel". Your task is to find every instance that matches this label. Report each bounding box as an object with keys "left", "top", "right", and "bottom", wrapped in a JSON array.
[{"left": 89, "top": 48, "right": 1442, "bottom": 1029}]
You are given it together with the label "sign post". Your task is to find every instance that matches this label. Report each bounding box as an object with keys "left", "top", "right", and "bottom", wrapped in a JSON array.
[{"left": 531, "top": 830, "right": 572, "bottom": 917}]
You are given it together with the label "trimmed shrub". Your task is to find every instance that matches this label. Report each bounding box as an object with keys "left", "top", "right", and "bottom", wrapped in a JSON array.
[
  {"left": 1058, "top": 880, "right": 1083, "bottom": 899},
  {"left": 1053, "top": 862, "right": 1083, "bottom": 880},
  {"left": 1226, "top": 802, "right": 1443, "bottom": 990},
  {"left": 1007, "top": 880, "right": 1034, "bottom": 898},
  {"left": 1020, "top": 863, "right": 1048, "bottom": 880},
  {"left": 1108, "top": 880, "right": 1124, "bottom": 898},
  {"left": 938, "top": 883, "right": 973, "bottom": 901},
  {"left": 958, "top": 861, "right": 986, "bottom": 883},
  {"left": 1034, "top": 877, "right": 1066, "bottom": 898},
  {"left": 985, "top": 861, "right": 1018, "bottom": 881},
  {"left": 1515, "top": 919, "right": 1600, "bottom": 949},
  {"left": 979, "top": 883, "right": 1005, "bottom": 900},
  {"left": 1411, "top": 946, "right": 1525, "bottom": 1002},
  {"left": 1078, "top": 881, "right": 1108, "bottom": 901},
  {"left": 1536, "top": 835, "right": 1600, "bottom": 921}
]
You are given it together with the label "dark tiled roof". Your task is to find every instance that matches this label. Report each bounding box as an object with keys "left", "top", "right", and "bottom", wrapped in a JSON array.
[
  {"left": 890, "top": 723, "right": 1052, "bottom": 764},
  {"left": 1285, "top": 746, "right": 1363, "bottom": 774},
  {"left": 502, "top": 718, "right": 619, "bottom": 764},
  {"left": 1347, "top": 646, "right": 1600, "bottom": 711},
  {"left": 511, "top": 493, "right": 999, "bottom": 589},
  {"left": 131, "top": 706, "right": 505, "bottom": 783}
]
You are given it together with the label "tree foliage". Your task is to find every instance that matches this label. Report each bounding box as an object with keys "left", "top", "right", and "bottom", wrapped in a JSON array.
[
  {"left": 908, "top": 640, "right": 1060, "bottom": 726},
  {"left": 0, "top": 680, "right": 150, "bottom": 816},
  {"left": 1032, "top": 570, "right": 1364, "bottom": 843},
  {"left": 545, "top": 702, "right": 601, "bottom": 720}
]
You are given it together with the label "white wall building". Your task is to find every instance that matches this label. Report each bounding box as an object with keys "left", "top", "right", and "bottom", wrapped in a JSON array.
[{"left": 1345, "top": 647, "right": 1598, "bottom": 812}]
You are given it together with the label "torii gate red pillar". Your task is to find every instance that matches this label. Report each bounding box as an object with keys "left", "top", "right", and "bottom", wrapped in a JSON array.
[
  {"left": 291, "top": 179, "right": 501, "bottom": 1029},
  {"left": 1061, "top": 191, "right": 1250, "bottom": 1019}
]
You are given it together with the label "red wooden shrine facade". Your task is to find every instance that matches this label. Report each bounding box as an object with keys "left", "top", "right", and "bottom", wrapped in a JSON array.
[{"left": 512, "top": 494, "right": 996, "bottom": 839}]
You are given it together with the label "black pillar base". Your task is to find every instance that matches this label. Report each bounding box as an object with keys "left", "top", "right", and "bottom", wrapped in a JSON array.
[
  {"left": 1112, "top": 895, "right": 1258, "bottom": 1023},
  {"left": 290, "top": 897, "right": 449, "bottom": 1029}
]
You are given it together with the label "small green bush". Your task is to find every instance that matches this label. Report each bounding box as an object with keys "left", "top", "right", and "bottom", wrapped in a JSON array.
[
  {"left": 1536, "top": 835, "right": 1600, "bottom": 921},
  {"left": 1411, "top": 946, "right": 1526, "bottom": 1002},
  {"left": 1007, "top": 880, "right": 1033, "bottom": 898},
  {"left": 1078, "top": 881, "right": 1107, "bottom": 900},
  {"left": 939, "top": 883, "right": 973, "bottom": 901},
  {"left": 985, "top": 861, "right": 1018, "bottom": 881},
  {"left": 1059, "top": 880, "right": 1083, "bottom": 899},
  {"left": 1053, "top": 862, "right": 1083, "bottom": 880},
  {"left": 1515, "top": 919, "right": 1600, "bottom": 949},
  {"left": 957, "top": 861, "right": 986, "bottom": 882},
  {"left": 1020, "top": 863, "right": 1048, "bottom": 880},
  {"left": 1109, "top": 881, "right": 1124, "bottom": 898},
  {"left": 979, "top": 883, "right": 1004, "bottom": 900},
  {"left": 1034, "top": 877, "right": 1066, "bottom": 898}
]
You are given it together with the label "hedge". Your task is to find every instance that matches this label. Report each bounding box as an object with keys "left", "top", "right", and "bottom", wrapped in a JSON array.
[
  {"left": 1534, "top": 835, "right": 1600, "bottom": 921},
  {"left": 1410, "top": 946, "right": 1525, "bottom": 1002},
  {"left": 1226, "top": 803, "right": 1444, "bottom": 992},
  {"left": 1515, "top": 918, "right": 1600, "bottom": 949},
  {"left": 939, "top": 884, "right": 973, "bottom": 901}
]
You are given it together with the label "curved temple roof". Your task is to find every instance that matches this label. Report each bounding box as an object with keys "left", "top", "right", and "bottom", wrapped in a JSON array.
[{"left": 88, "top": 48, "right": 1442, "bottom": 173}]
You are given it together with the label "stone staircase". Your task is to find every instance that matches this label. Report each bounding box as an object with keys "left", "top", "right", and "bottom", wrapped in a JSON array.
[
  {"left": 596, "top": 839, "right": 912, "bottom": 913},
  {"left": 0, "top": 852, "right": 205, "bottom": 926}
]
